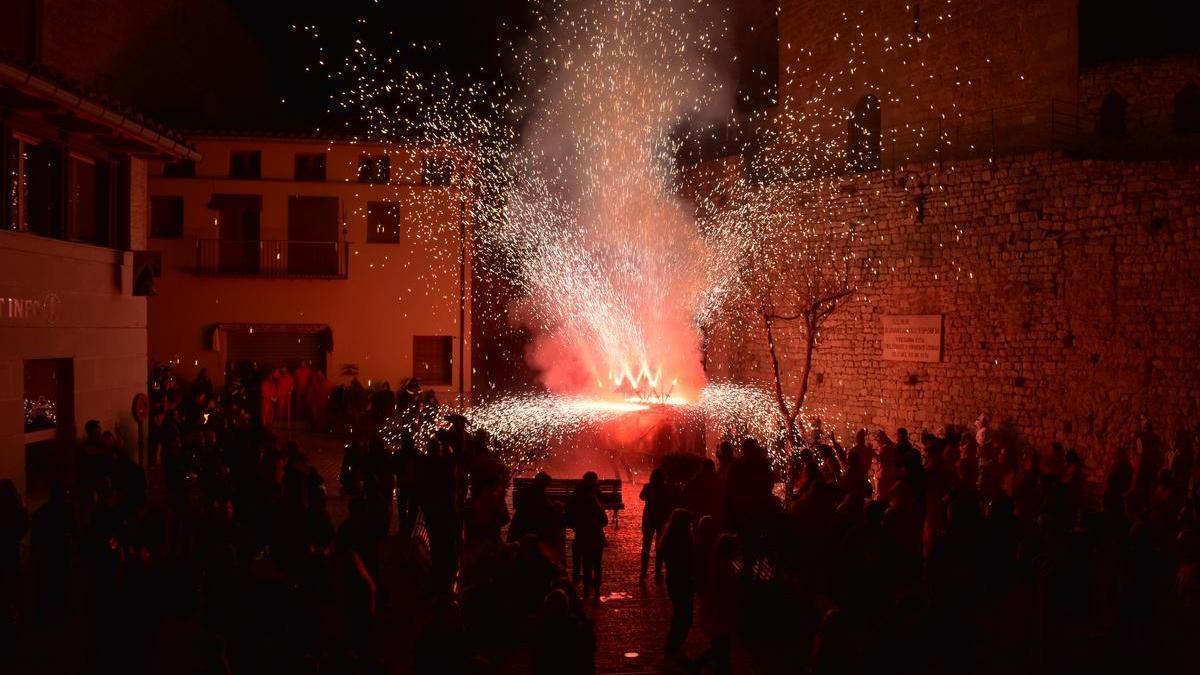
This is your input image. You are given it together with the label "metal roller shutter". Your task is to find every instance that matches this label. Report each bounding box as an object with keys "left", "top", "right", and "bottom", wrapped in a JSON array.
[{"left": 226, "top": 329, "right": 326, "bottom": 371}]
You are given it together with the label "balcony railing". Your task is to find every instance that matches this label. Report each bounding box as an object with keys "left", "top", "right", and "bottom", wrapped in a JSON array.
[{"left": 194, "top": 239, "right": 349, "bottom": 278}]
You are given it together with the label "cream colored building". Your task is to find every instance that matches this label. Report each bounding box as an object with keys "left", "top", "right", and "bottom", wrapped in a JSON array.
[
  {"left": 147, "top": 134, "right": 473, "bottom": 405},
  {"left": 1, "top": 56, "right": 196, "bottom": 496}
]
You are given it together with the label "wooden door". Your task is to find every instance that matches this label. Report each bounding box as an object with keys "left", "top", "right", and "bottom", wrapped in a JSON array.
[{"left": 287, "top": 196, "right": 339, "bottom": 275}]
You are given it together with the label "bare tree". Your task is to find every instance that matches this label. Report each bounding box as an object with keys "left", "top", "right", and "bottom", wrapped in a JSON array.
[{"left": 713, "top": 184, "right": 877, "bottom": 449}]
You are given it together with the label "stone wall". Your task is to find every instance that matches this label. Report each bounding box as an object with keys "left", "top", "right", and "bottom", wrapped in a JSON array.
[
  {"left": 706, "top": 152, "right": 1200, "bottom": 472},
  {"left": 776, "top": 0, "right": 1077, "bottom": 146},
  {"left": 1080, "top": 55, "right": 1200, "bottom": 136}
]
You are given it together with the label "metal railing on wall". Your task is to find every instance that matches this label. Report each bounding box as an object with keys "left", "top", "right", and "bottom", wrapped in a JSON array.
[
  {"left": 882, "top": 98, "right": 1083, "bottom": 171},
  {"left": 194, "top": 239, "right": 349, "bottom": 279}
]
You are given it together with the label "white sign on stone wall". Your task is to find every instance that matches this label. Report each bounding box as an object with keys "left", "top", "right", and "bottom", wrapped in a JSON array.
[{"left": 881, "top": 314, "right": 943, "bottom": 362}]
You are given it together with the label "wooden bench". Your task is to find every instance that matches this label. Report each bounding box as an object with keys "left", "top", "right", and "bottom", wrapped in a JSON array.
[{"left": 513, "top": 477, "right": 625, "bottom": 526}]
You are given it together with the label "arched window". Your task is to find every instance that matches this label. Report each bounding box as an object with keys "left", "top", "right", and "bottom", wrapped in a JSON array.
[
  {"left": 1173, "top": 81, "right": 1200, "bottom": 133},
  {"left": 847, "top": 94, "right": 881, "bottom": 172},
  {"left": 1099, "top": 91, "right": 1127, "bottom": 137}
]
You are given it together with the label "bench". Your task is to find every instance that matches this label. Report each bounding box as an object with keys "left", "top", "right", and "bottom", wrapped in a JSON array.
[{"left": 512, "top": 477, "right": 625, "bottom": 526}]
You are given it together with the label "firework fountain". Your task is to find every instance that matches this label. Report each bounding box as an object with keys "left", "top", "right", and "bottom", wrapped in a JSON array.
[
  {"left": 467, "top": 0, "right": 766, "bottom": 470},
  {"left": 315, "top": 0, "right": 964, "bottom": 472}
]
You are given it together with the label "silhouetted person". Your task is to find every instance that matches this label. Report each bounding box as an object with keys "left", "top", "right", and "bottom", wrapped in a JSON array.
[
  {"left": 530, "top": 588, "right": 595, "bottom": 675},
  {"left": 419, "top": 435, "right": 461, "bottom": 594},
  {"left": 681, "top": 458, "right": 722, "bottom": 524},
  {"left": 0, "top": 480, "right": 28, "bottom": 646},
  {"left": 660, "top": 508, "right": 696, "bottom": 656},
  {"left": 874, "top": 429, "right": 899, "bottom": 499},
  {"left": 334, "top": 519, "right": 377, "bottom": 659},
  {"left": 565, "top": 472, "right": 608, "bottom": 598},
  {"left": 923, "top": 440, "right": 954, "bottom": 555},
  {"left": 696, "top": 532, "right": 739, "bottom": 675},
  {"left": 190, "top": 366, "right": 213, "bottom": 398},
  {"left": 392, "top": 431, "right": 420, "bottom": 534},
  {"left": 842, "top": 429, "right": 873, "bottom": 496},
  {"left": 464, "top": 479, "right": 509, "bottom": 573},
  {"left": 1105, "top": 446, "right": 1134, "bottom": 515},
  {"left": 370, "top": 381, "right": 396, "bottom": 424},
  {"left": 415, "top": 598, "right": 469, "bottom": 675},
  {"left": 836, "top": 500, "right": 895, "bottom": 618},
  {"left": 715, "top": 441, "right": 736, "bottom": 480},
  {"left": 1130, "top": 417, "right": 1165, "bottom": 514},
  {"left": 112, "top": 446, "right": 147, "bottom": 519},
  {"left": 31, "top": 486, "right": 74, "bottom": 620},
  {"left": 639, "top": 468, "right": 678, "bottom": 579},
  {"left": 77, "top": 419, "right": 112, "bottom": 514},
  {"left": 811, "top": 607, "right": 860, "bottom": 675},
  {"left": 510, "top": 472, "right": 567, "bottom": 565},
  {"left": 724, "top": 438, "right": 775, "bottom": 533}
]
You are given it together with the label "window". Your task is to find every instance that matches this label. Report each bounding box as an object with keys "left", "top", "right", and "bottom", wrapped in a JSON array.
[
  {"left": 1099, "top": 91, "right": 1127, "bottom": 137},
  {"left": 847, "top": 94, "right": 881, "bottom": 172},
  {"left": 230, "top": 150, "right": 262, "bottom": 179},
  {"left": 24, "top": 139, "right": 64, "bottom": 239},
  {"left": 1174, "top": 82, "right": 1200, "bottom": 134},
  {"left": 358, "top": 154, "right": 390, "bottom": 184},
  {"left": 4, "top": 136, "right": 110, "bottom": 245},
  {"left": 294, "top": 153, "right": 327, "bottom": 181},
  {"left": 163, "top": 159, "right": 195, "bottom": 177},
  {"left": 209, "top": 194, "right": 262, "bottom": 275},
  {"left": 24, "top": 358, "right": 73, "bottom": 434},
  {"left": 413, "top": 335, "right": 453, "bottom": 385},
  {"left": 421, "top": 156, "right": 455, "bottom": 186},
  {"left": 366, "top": 201, "right": 401, "bottom": 243},
  {"left": 151, "top": 196, "right": 185, "bottom": 238},
  {"left": 5, "top": 133, "right": 33, "bottom": 232},
  {"left": 67, "top": 154, "right": 106, "bottom": 245}
]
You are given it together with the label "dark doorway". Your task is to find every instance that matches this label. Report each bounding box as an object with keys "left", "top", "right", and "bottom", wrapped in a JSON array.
[
  {"left": 1099, "top": 91, "right": 1127, "bottom": 137},
  {"left": 24, "top": 358, "right": 74, "bottom": 501},
  {"left": 214, "top": 194, "right": 262, "bottom": 274},
  {"left": 1174, "top": 81, "right": 1200, "bottom": 134},
  {"left": 287, "top": 196, "right": 340, "bottom": 276},
  {"left": 847, "top": 94, "right": 882, "bottom": 171}
]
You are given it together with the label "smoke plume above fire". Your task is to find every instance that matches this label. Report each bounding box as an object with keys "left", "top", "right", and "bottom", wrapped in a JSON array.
[{"left": 487, "top": 0, "right": 736, "bottom": 404}]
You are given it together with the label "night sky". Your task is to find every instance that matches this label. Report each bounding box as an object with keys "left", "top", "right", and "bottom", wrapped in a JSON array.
[{"left": 226, "top": 0, "right": 1200, "bottom": 128}]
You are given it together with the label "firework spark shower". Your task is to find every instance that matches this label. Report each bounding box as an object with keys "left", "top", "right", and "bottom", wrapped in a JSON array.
[
  {"left": 324, "top": 0, "right": 966, "bottom": 463},
  {"left": 486, "top": 0, "right": 739, "bottom": 404}
]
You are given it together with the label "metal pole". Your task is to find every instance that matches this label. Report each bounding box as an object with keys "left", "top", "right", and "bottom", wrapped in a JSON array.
[{"left": 991, "top": 110, "right": 996, "bottom": 160}]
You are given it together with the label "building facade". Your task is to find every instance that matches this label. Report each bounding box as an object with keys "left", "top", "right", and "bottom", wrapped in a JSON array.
[
  {"left": 146, "top": 134, "right": 473, "bottom": 407},
  {"left": 1, "top": 56, "right": 196, "bottom": 495}
]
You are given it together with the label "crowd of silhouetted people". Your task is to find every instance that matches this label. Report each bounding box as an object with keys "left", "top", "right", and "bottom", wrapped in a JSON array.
[
  {"left": 695, "top": 415, "right": 1200, "bottom": 674},
  {"left": 1, "top": 365, "right": 1199, "bottom": 675}
]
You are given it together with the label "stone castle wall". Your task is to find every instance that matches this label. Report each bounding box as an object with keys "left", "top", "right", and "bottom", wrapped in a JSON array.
[
  {"left": 706, "top": 152, "right": 1200, "bottom": 472},
  {"left": 1080, "top": 55, "right": 1200, "bottom": 136},
  {"left": 776, "top": 0, "right": 1078, "bottom": 139}
]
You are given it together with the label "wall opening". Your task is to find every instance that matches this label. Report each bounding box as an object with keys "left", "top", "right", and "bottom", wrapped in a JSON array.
[
  {"left": 847, "top": 94, "right": 882, "bottom": 172},
  {"left": 1099, "top": 91, "right": 1127, "bottom": 137}
]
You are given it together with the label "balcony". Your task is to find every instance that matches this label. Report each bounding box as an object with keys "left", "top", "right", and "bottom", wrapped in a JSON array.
[{"left": 194, "top": 239, "right": 349, "bottom": 279}]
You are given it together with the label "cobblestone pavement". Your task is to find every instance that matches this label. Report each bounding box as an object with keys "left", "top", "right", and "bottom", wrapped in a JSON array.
[
  {"left": 281, "top": 428, "right": 353, "bottom": 522},
  {"left": 585, "top": 489, "right": 712, "bottom": 674}
]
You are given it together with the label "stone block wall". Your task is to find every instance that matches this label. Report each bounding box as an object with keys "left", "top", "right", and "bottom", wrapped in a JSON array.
[
  {"left": 706, "top": 152, "right": 1200, "bottom": 473},
  {"left": 1080, "top": 55, "right": 1200, "bottom": 136},
  {"left": 776, "top": 0, "right": 1078, "bottom": 146}
]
